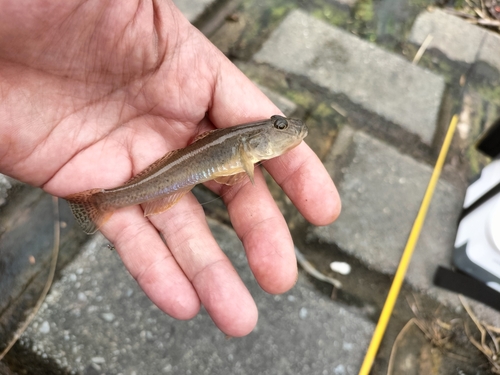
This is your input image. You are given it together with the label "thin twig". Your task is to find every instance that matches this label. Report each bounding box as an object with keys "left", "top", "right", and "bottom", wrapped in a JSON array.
[
  {"left": 464, "top": 319, "right": 488, "bottom": 354},
  {"left": 443, "top": 7, "right": 477, "bottom": 19},
  {"left": 460, "top": 295, "right": 488, "bottom": 348},
  {"left": 444, "top": 0, "right": 500, "bottom": 30},
  {"left": 487, "top": 327, "right": 500, "bottom": 354},
  {"left": 484, "top": 323, "right": 500, "bottom": 335},
  {"left": 387, "top": 318, "right": 417, "bottom": 375},
  {"left": 294, "top": 246, "right": 342, "bottom": 289},
  {"left": 413, "top": 34, "right": 434, "bottom": 65},
  {"left": 403, "top": 296, "right": 470, "bottom": 364},
  {"left": 0, "top": 196, "right": 61, "bottom": 360},
  {"left": 465, "top": 0, "right": 485, "bottom": 17},
  {"left": 476, "top": 18, "right": 500, "bottom": 27},
  {"left": 480, "top": 0, "right": 486, "bottom": 15},
  {"left": 461, "top": 295, "right": 500, "bottom": 372}
]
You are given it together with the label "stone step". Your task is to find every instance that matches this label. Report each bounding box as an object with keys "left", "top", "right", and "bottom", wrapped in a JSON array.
[
  {"left": 409, "top": 8, "right": 500, "bottom": 76},
  {"left": 256, "top": 84, "right": 297, "bottom": 116},
  {"left": 254, "top": 9, "right": 446, "bottom": 146},
  {"left": 0, "top": 174, "right": 12, "bottom": 207},
  {"left": 0, "top": 186, "right": 88, "bottom": 348},
  {"left": 173, "top": 0, "right": 218, "bottom": 23},
  {"left": 20, "top": 219, "right": 374, "bottom": 375},
  {"left": 4, "top": 3, "right": 497, "bottom": 374},
  {"left": 309, "top": 125, "right": 465, "bottom": 308}
]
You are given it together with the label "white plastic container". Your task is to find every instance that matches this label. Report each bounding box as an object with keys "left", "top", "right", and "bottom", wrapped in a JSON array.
[{"left": 454, "top": 158, "right": 500, "bottom": 291}]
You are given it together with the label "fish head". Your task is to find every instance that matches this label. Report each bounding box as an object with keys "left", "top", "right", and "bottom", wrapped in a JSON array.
[{"left": 246, "top": 115, "right": 308, "bottom": 160}]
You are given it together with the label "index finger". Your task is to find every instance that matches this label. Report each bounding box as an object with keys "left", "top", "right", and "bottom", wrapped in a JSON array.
[{"left": 208, "top": 52, "right": 340, "bottom": 225}]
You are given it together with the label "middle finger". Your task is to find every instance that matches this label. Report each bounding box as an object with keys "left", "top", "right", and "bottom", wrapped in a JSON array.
[{"left": 148, "top": 193, "right": 258, "bottom": 337}]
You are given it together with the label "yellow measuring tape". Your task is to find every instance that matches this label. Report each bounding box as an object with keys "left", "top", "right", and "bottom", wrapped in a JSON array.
[{"left": 358, "top": 114, "right": 459, "bottom": 375}]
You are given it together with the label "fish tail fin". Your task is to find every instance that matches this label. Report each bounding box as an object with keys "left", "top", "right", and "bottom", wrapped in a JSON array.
[{"left": 65, "top": 189, "right": 112, "bottom": 234}]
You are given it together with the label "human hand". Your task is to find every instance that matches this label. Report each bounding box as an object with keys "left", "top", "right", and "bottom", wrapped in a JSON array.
[{"left": 0, "top": 0, "right": 340, "bottom": 336}]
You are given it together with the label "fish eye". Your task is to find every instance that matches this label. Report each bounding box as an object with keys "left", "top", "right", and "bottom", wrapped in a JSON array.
[{"left": 273, "top": 116, "right": 288, "bottom": 130}]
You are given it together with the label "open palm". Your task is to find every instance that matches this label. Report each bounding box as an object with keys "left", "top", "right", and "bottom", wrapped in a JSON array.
[{"left": 0, "top": 0, "right": 340, "bottom": 336}]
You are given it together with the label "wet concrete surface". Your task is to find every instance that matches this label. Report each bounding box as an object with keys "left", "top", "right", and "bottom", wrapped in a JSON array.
[
  {"left": 19, "top": 223, "right": 375, "bottom": 375},
  {"left": 254, "top": 9, "right": 445, "bottom": 145},
  {"left": 2, "top": 0, "right": 500, "bottom": 374},
  {"left": 0, "top": 186, "right": 89, "bottom": 374},
  {"left": 311, "top": 127, "right": 465, "bottom": 307}
]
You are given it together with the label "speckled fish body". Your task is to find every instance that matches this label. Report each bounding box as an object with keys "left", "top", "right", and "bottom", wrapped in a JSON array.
[{"left": 66, "top": 115, "right": 308, "bottom": 234}]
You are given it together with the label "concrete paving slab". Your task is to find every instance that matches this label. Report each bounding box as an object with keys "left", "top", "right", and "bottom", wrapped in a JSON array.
[
  {"left": 0, "top": 174, "right": 11, "bottom": 207},
  {"left": 21, "top": 218, "right": 374, "bottom": 375},
  {"left": 478, "top": 31, "right": 500, "bottom": 74},
  {"left": 311, "top": 127, "right": 464, "bottom": 306},
  {"left": 0, "top": 361, "right": 16, "bottom": 375},
  {"left": 256, "top": 84, "right": 297, "bottom": 116},
  {"left": 330, "top": 0, "right": 358, "bottom": 8},
  {"left": 410, "top": 8, "right": 500, "bottom": 75},
  {"left": 0, "top": 190, "right": 89, "bottom": 350},
  {"left": 409, "top": 9, "right": 485, "bottom": 64},
  {"left": 173, "top": 0, "right": 216, "bottom": 23},
  {"left": 254, "top": 9, "right": 445, "bottom": 146}
]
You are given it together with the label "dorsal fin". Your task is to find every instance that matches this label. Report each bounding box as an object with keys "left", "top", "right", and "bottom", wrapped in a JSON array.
[
  {"left": 192, "top": 129, "right": 218, "bottom": 143},
  {"left": 122, "top": 149, "right": 181, "bottom": 187},
  {"left": 124, "top": 130, "right": 218, "bottom": 187}
]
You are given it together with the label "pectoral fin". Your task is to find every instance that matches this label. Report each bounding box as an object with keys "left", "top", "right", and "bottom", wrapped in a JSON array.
[
  {"left": 214, "top": 172, "right": 248, "bottom": 186},
  {"left": 142, "top": 187, "right": 192, "bottom": 216},
  {"left": 239, "top": 143, "right": 255, "bottom": 185}
]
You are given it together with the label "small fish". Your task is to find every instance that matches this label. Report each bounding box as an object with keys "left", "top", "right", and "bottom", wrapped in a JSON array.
[{"left": 66, "top": 115, "right": 308, "bottom": 234}]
